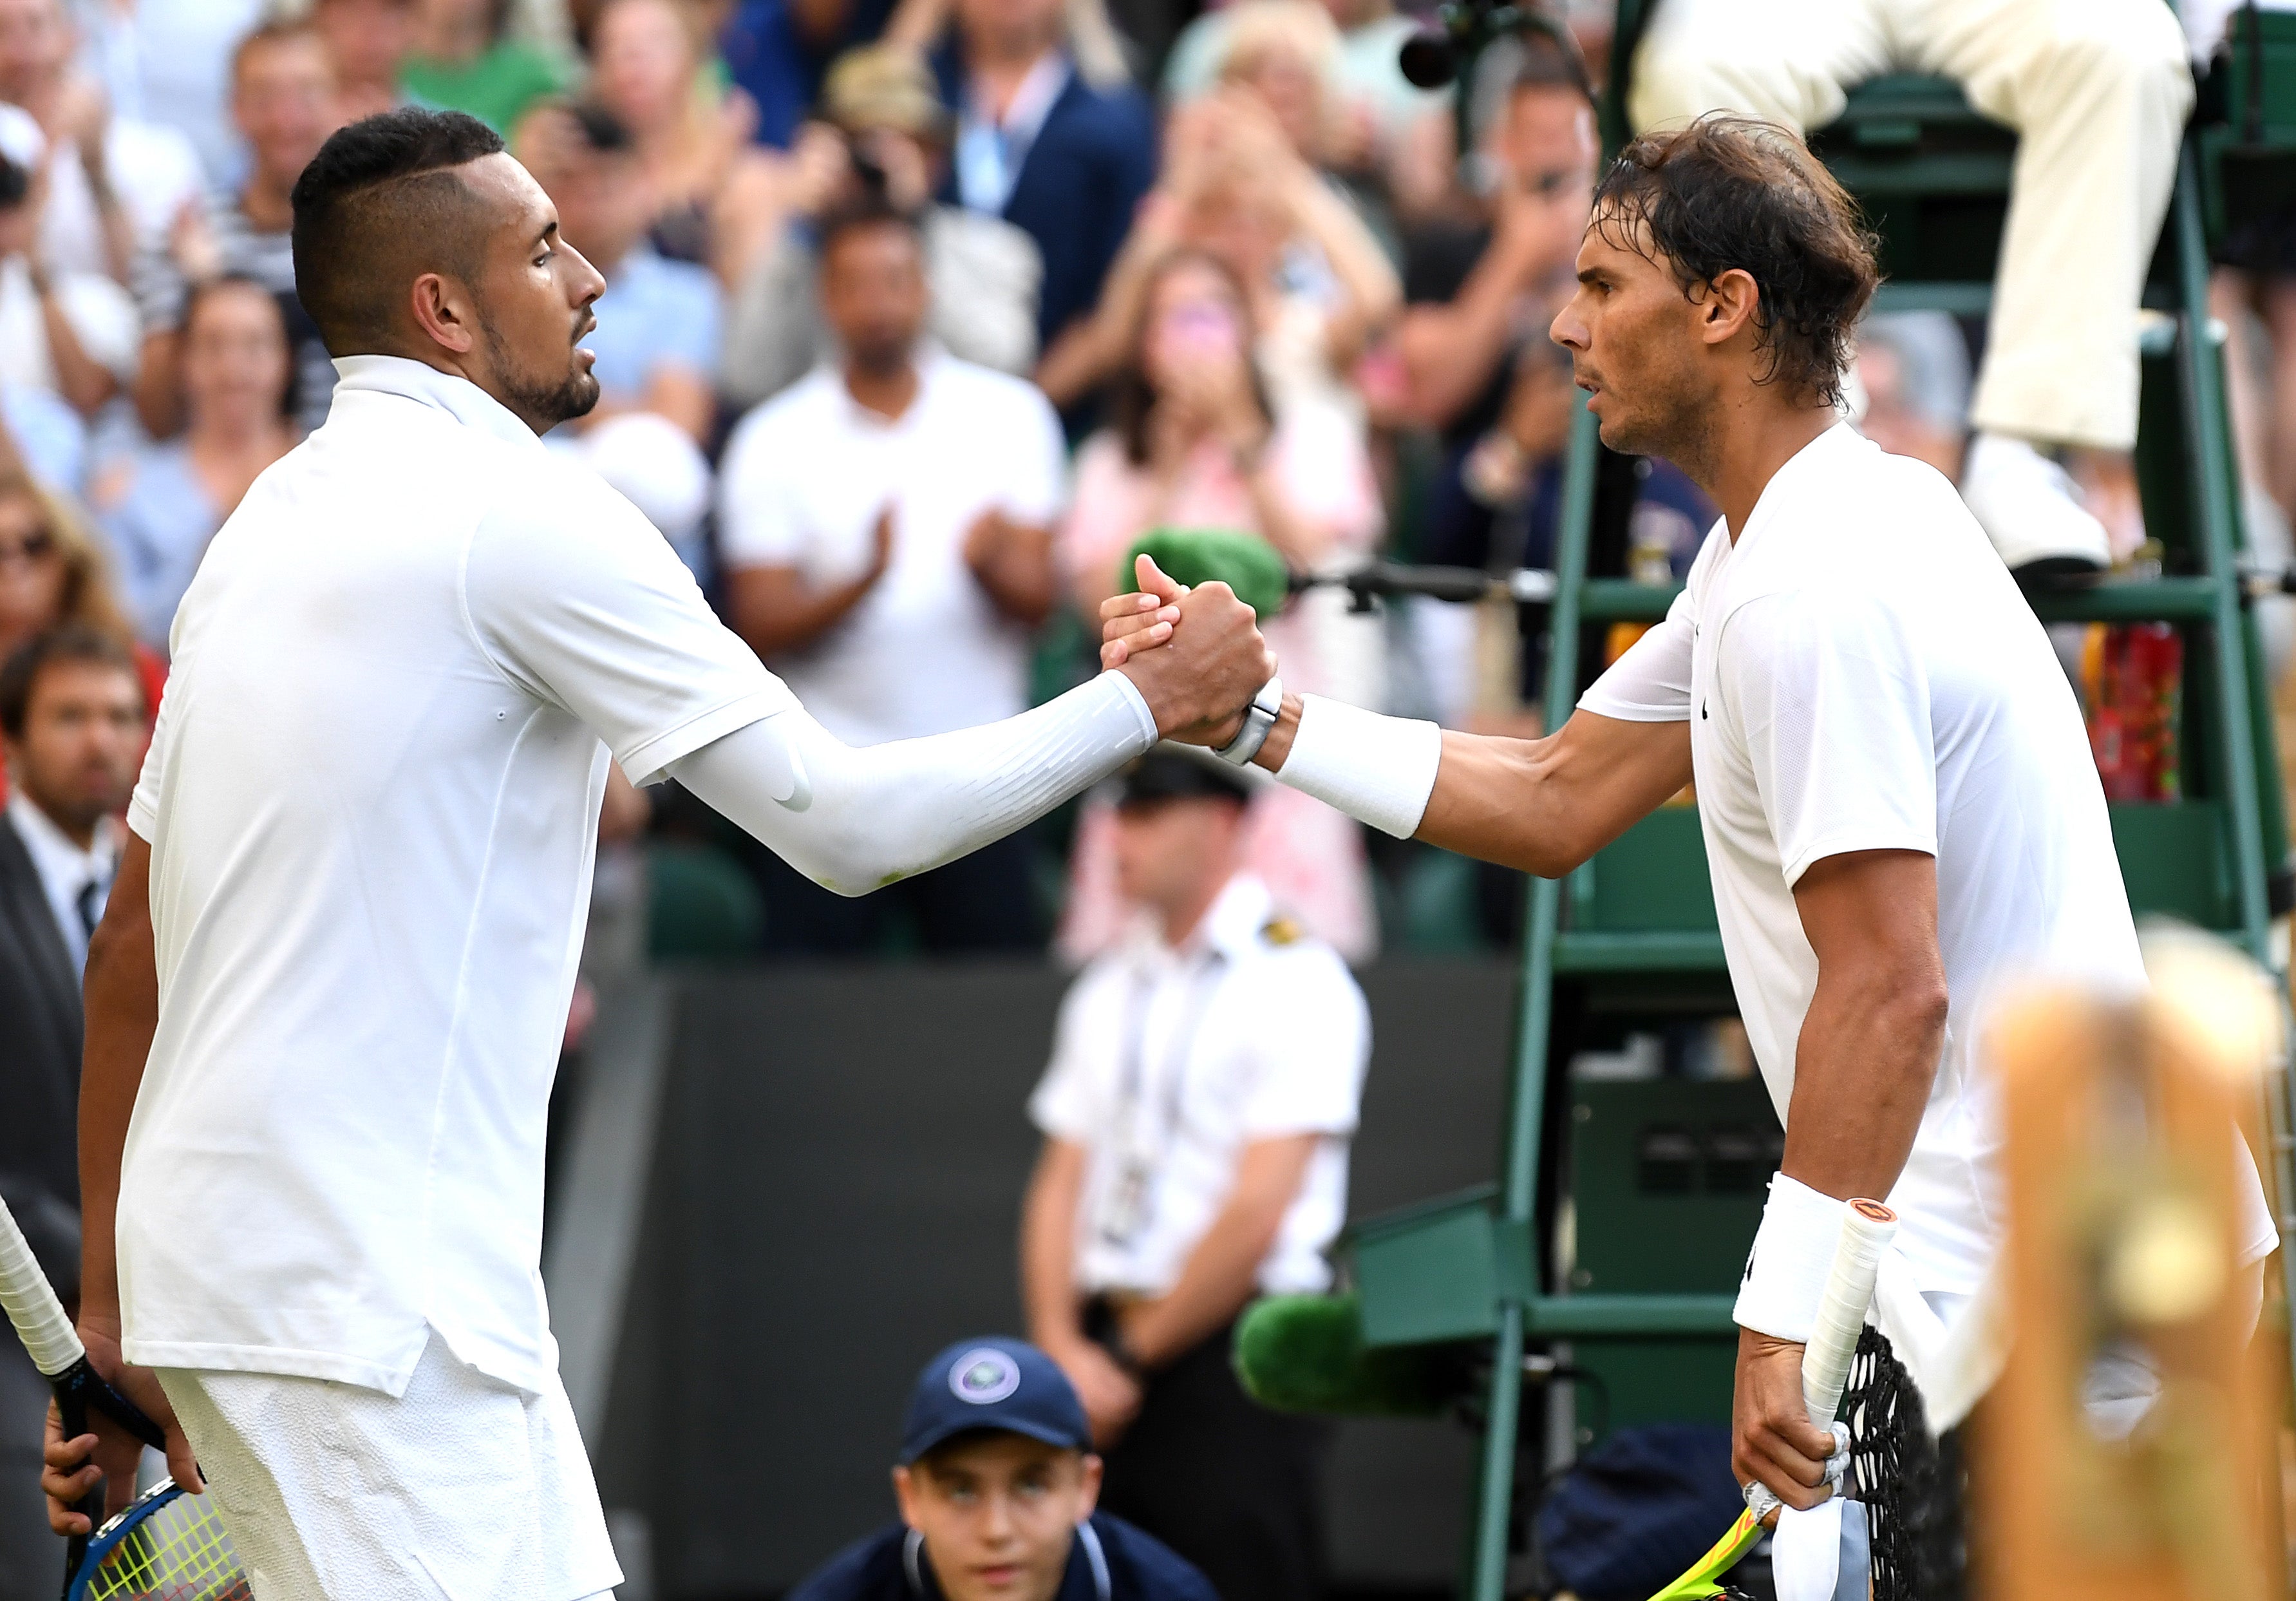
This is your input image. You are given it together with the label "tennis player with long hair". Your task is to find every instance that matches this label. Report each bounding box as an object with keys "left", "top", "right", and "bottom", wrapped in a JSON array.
[
  {"left": 38, "top": 107, "right": 1274, "bottom": 1600},
  {"left": 1103, "top": 113, "right": 2277, "bottom": 1579}
]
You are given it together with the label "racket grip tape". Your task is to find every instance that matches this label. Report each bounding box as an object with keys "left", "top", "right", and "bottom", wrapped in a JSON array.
[
  {"left": 0, "top": 1196, "right": 82, "bottom": 1378},
  {"left": 1801, "top": 1198, "right": 1896, "bottom": 1428}
]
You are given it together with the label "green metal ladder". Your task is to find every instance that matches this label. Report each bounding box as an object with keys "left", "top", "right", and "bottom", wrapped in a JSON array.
[{"left": 1335, "top": 14, "right": 2296, "bottom": 1600}]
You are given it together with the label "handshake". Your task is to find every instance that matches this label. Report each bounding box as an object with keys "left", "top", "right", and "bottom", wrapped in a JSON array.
[{"left": 1102, "top": 553, "right": 1284, "bottom": 755}]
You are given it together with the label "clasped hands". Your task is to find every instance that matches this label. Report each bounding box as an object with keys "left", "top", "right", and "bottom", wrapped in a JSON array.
[{"left": 1106, "top": 554, "right": 1275, "bottom": 748}]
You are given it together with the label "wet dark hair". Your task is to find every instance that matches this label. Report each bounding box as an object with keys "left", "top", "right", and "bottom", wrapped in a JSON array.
[
  {"left": 0, "top": 625, "right": 142, "bottom": 742},
  {"left": 1109, "top": 249, "right": 1275, "bottom": 469},
  {"left": 1592, "top": 113, "right": 1879, "bottom": 408},
  {"left": 289, "top": 108, "right": 507, "bottom": 356}
]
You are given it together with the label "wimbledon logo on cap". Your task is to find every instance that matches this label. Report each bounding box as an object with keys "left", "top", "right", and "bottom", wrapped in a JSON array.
[{"left": 949, "top": 1348, "right": 1021, "bottom": 1405}]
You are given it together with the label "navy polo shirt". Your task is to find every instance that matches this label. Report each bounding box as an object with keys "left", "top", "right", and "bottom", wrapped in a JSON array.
[{"left": 789, "top": 1511, "right": 1217, "bottom": 1601}]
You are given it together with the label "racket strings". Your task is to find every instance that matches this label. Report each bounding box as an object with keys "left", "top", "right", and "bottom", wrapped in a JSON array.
[
  {"left": 78, "top": 1493, "right": 251, "bottom": 1601},
  {"left": 1843, "top": 1327, "right": 1970, "bottom": 1601}
]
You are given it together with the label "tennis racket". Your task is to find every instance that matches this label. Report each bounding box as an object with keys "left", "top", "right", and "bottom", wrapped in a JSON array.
[
  {"left": 0, "top": 1194, "right": 249, "bottom": 1600},
  {"left": 1644, "top": 1197, "right": 1899, "bottom": 1601}
]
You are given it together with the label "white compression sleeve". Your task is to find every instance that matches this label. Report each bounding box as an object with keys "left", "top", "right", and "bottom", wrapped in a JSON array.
[
  {"left": 1274, "top": 693, "right": 1443, "bottom": 839},
  {"left": 666, "top": 672, "right": 1158, "bottom": 896}
]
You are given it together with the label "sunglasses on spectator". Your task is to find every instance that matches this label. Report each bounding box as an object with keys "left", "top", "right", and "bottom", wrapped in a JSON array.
[{"left": 0, "top": 531, "right": 57, "bottom": 567}]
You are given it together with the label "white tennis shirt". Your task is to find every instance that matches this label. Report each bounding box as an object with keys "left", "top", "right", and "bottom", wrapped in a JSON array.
[
  {"left": 120, "top": 356, "right": 794, "bottom": 1394},
  {"left": 1579, "top": 423, "right": 2275, "bottom": 1294}
]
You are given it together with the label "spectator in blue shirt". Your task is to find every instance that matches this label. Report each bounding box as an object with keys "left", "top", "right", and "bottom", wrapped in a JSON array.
[
  {"left": 516, "top": 97, "right": 721, "bottom": 445},
  {"left": 789, "top": 1338, "right": 1218, "bottom": 1601},
  {"left": 932, "top": 0, "right": 1155, "bottom": 365}
]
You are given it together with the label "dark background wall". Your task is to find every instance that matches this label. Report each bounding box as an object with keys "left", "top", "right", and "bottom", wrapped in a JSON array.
[{"left": 596, "top": 958, "right": 1521, "bottom": 1601}]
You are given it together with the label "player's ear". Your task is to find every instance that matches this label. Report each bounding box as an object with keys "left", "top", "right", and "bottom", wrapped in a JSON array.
[
  {"left": 1700, "top": 267, "right": 1761, "bottom": 350},
  {"left": 894, "top": 1464, "right": 924, "bottom": 1529},
  {"left": 1075, "top": 1452, "right": 1103, "bottom": 1517},
  {"left": 408, "top": 270, "right": 476, "bottom": 357}
]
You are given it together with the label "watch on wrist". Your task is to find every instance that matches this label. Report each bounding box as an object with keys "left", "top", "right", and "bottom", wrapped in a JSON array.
[{"left": 1216, "top": 675, "right": 1283, "bottom": 766}]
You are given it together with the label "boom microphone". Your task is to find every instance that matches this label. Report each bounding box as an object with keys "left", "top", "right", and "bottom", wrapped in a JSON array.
[{"left": 1232, "top": 1293, "right": 1462, "bottom": 1416}]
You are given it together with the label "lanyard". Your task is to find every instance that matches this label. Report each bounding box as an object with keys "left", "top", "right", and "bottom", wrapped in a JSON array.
[
  {"left": 1096, "top": 950, "right": 1228, "bottom": 1249},
  {"left": 1114, "top": 951, "right": 1228, "bottom": 1160}
]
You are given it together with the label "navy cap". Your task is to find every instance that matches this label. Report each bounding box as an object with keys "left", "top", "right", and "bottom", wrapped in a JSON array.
[{"left": 899, "top": 1337, "right": 1091, "bottom": 1465}]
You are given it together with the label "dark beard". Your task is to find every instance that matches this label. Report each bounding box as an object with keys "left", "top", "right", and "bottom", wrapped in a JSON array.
[
  {"left": 482, "top": 319, "right": 602, "bottom": 431},
  {"left": 1600, "top": 370, "right": 1721, "bottom": 488}
]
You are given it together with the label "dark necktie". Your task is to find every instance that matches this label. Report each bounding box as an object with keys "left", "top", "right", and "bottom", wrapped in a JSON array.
[{"left": 76, "top": 875, "right": 103, "bottom": 939}]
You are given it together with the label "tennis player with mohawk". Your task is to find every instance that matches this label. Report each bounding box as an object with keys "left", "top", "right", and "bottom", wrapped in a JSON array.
[
  {"left": 1104, "top": 113, "right": 2277, "bottom": 1576},
  {"left": 39, "top": 108, "right": 1273, "bottom": 1600}
]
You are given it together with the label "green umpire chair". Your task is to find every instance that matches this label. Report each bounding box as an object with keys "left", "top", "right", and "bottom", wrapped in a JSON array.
[{"left": 1237, "top": 8, "right": 2296, "bottom": 1600}]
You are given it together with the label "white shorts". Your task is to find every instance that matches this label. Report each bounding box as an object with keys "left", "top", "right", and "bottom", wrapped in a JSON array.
[{"left": 155, "top": 1332, "right": 621, "bottom": 1601}]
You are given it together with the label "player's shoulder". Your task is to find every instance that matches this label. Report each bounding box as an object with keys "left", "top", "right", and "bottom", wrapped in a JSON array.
[
  {"left": 1811, "top": 426, "right": 1974, "bottom": 536},
  {"left": 466, "top": 440, "right": 663, "bottom": 569}
]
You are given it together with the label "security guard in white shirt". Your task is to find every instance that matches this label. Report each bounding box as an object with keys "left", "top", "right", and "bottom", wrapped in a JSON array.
[{"left": 1021, "top": 751, "right": 1370, "bottom": 1601}]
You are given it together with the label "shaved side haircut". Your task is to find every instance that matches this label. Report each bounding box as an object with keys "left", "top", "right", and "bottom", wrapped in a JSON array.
[{"left": 290, "top": 109, "right": 508, "bottom": 357}]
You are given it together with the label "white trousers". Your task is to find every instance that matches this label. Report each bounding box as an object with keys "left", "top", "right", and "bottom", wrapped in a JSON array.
[
  {"left": 1630, "top": 0, "right": 2194, "bottom": 450},
  {"left": 156, "top": 1332, "right": 621, "bottom": 1601}
]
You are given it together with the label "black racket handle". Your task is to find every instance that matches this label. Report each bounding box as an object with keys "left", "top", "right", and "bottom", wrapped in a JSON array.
[
  {"left": 57, "top": 1384, "right": 88, "bottom": 1601},
  {"left": 51, "top": 1358, "right": 165, "bottom": 1600}
]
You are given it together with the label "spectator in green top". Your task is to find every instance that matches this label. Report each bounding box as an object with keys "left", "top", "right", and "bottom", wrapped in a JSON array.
[{"left": 400, "top": 0, "right": 569, "bottom": 133}]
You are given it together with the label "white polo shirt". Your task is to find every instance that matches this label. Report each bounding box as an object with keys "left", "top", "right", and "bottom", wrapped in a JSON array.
[
  {"left": 1030, "top": 875, "right": 1370, "bottom": 1298},
  {"left": 121, "top": 355, "right": 793, "bottom": 1394},
  {"left": 1580, "top": 423, "right": 2278, "bottom": 1293},
  {"left": 717, "top": 350, "right": 1067, "bottom": 746}
]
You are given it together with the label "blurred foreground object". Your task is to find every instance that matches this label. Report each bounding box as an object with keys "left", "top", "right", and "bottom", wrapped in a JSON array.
[{"left": 1984, "top": 929, "right": 2283, "bottom": 1600}]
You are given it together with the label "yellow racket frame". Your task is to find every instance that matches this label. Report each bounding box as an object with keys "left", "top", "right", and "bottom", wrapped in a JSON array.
[{"left": 1644, "top": 1506, "right": 1762, "bottom": 1601}]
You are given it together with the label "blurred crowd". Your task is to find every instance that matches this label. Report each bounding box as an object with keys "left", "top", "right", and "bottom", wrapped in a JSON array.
[{"left": 0, "top": 0, "right": 2288, "bottom": 971}]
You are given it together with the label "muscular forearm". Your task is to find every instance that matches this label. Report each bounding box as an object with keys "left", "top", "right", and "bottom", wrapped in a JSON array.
[
  {"left": 1021, "top": 1142, "right": 1087, "bottom": 1349},
  {"left": 1782, "top": 954, "right": 1948, "bottom": 1200},
  {"left": 1254, "top": 694, "right": 1691, "bottom": 875},
  {"left": 1780, "top": 850, "right": 1951, "bottom": 1203},
  {"left": 79, "top": 840, "right": 159, "bottom": 1322},
  {"left": 670, "top": 672, "right": 1157, "bottom": 895}
]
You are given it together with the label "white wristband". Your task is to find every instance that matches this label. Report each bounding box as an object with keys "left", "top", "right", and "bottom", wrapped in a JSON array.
[
  {"left": 1733, "top": 1173, "right": 1849, "bottom": 1345},
  {"left": 1272, "top": 694, "right": 1441, "bottom": 839}
]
